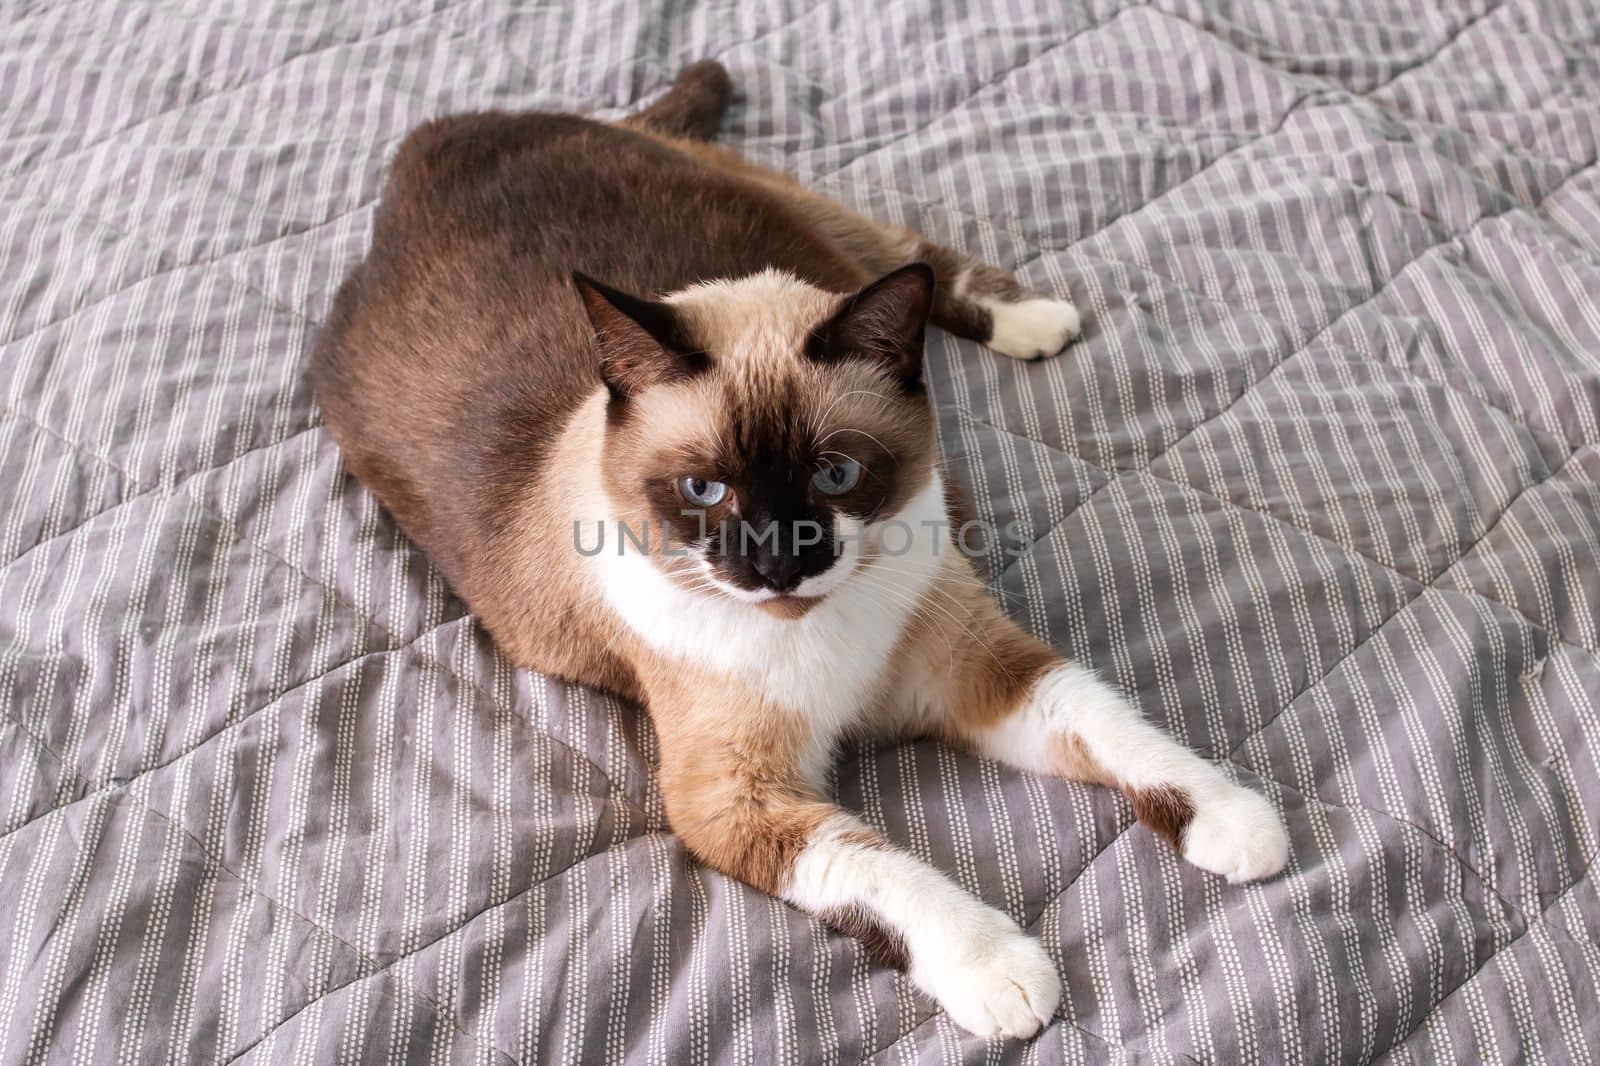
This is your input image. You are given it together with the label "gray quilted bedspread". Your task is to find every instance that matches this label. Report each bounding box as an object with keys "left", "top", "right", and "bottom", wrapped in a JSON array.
[{"left": 4, "top": 0, "right": 1599, "bottom": 1062}]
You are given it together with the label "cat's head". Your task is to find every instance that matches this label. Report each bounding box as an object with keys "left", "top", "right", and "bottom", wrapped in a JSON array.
[{"left": 575, "top": 265, "right": 940, "bottom": 617}]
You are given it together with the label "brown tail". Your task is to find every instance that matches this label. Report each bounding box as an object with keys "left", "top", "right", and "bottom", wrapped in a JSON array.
[{"left": 623, "top": 60, "right": 733, "bottom": 141}]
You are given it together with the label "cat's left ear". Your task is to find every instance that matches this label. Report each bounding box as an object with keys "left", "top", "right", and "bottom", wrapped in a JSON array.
[
  {"left": 806, "top": 263, "right": 933, "bottom": 390},
  {"left": 572, "top": 273, "right": 707, "bottom": 400}
]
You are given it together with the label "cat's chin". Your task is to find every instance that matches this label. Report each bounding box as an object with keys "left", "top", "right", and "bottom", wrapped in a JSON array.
[{"left": 757, "top": 594, "right": 826, "bottom": 619}]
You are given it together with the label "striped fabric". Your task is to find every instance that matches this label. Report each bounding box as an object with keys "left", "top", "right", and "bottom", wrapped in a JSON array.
[{"left": 2, "top": 0, "right": 1598, "bottom": 1061}]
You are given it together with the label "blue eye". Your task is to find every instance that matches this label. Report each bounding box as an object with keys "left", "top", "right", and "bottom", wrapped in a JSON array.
[
  {"left": 677, "top": 477, "right": 728, "bottom": 506},
  {"left": 811, "top": 460, "right": 862, "bottom": 495}
]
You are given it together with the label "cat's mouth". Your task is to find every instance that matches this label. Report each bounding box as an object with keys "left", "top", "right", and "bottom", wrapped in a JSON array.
[
  {"left": 686, "top": 552, "right": 860, "bottom": 612},
  {"left": 757, "top": 559, "right": 859, "bottom": 617}
]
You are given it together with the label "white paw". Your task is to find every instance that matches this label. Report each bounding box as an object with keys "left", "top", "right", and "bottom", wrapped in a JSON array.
[
  {"left": 1182, "top": 784, "right": 1289, "bottom": 883},
  {"left": 981, "top": 296, "right": 1081, "bottom": 360},
  {"left": 912, "top": 913, "right": 1061, "bottom": 1039}
]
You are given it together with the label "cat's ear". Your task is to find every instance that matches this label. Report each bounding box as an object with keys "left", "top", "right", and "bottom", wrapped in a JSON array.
[
  {"left": 572, "top": 273, "right": 706, "bottom": 399},
  {"left": 806, "top": 263, "right": 934, "bottom": 389}
]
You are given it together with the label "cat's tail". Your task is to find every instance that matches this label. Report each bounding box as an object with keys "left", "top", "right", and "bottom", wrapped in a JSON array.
[{"left": 623, "top": 60, "right": 733, "bottom": 141}]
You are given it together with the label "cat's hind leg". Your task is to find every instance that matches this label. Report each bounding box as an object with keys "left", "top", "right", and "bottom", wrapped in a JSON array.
[
  {"left": 745, "top": 173, "right": 1082, "bottom": 359},
  {"left": 621, "top": 60, "right": 734, "bottom": 142},
  {"left": 886, "top": 234, "right": 1081, "bottom": 360},
  {"left": 638, "top": 62, "right": 1079, "bottom": 357}
]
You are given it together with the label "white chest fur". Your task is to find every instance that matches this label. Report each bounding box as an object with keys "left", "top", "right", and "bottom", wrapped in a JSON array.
[{"left": 591, "top": 472, "right": 948, "bottom": 733}]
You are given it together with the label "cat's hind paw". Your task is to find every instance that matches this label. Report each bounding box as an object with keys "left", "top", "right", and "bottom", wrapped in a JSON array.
[{"left": 982, "top": 296, "right": 1081, "bottom": 360}]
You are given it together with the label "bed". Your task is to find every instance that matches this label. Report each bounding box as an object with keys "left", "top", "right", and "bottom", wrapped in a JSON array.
[{"left": 2, "top": 0, "right": 1597, "bottom": 1061}]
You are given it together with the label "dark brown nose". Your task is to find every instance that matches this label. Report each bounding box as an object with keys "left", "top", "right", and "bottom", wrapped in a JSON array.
[
  {"left": 727, "top": 512, "right": 833, "bottom": 594},
  {"left": 753, "top": 547, "right": 804, "bottom": 591}
]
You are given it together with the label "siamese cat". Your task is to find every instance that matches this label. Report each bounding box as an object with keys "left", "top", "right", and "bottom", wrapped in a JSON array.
[{"left": 312, "top": 61, "right": 1288, "bottom": 1039}]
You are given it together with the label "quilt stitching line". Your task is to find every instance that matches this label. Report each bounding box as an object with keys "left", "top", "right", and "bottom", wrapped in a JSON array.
[
  {"left": 0, "top": 405, "right": 658, "bottom": 827},
  {"left": 0, "top": 645, "right": 655, "bottom": 1065},
  {"left": 1377, "top": 851, "right": 1600, "bottom": 1059},
  {"left": 1268, "top": 790, "right": 1533, "bottom": 1065},
  {"left": 0, "top": 188, "right": 370, "bottom": 355},
  {"left": 796, "top": 124, "right": 1243, "bottom": 253},
  {"left": 1436, "top": 564, "right": 1600, "bottom": 660},
  {"left": 5, "top": 360, "right": 661, "bottom": 820},
  {"left": 961, "top": 756, "right": 1537, "bottom": 1066},
  {"left": 6, "top": 0, "right": 910, "bottom": 356},
  {"left": 1397, "top": 862, "right": 1600, "bottom": 1060},
  {"left": 217, "top": 831, "right": 672, "bottom": 1065},
  {"left": 1149, "top": 0, "right": 1504, "bottom": 104},
  {"left": 0, "top": 630, "right": 399, "bottom": 847},
  {"left": 30, "top": 152, "right": 1576, "bottom": 580},
  {"left": 595, "top": 0, "right": 847, "bottom": 115},
  {"left": 10, "top": 272, "right": 1588, "bottom": 1066},
  {"left": 1213, "top": 587, "right": 1600, "bottom": 779},
  {"left": 984, "top": 154, "right": 1597, "bottom": 598},
  {"left": 4, "top": 371, "right": 1577, "bottom": 1028},
  {"left": 983, "top": 443, "right": 1349, "bottom": 597},
  {"left": 1415, "top": 448, "right": 1597, "bottom": 651},
  {"left": 6, "top": 0, "right": 834, "bottom": 353},
  {"left": 1121, "top": 155, "right": 1597, "bottom": 471},
  {"left": 816, "top": 0, "right": 1513, "bottom": 276},
  {"left": 0, "top": 408, "right": 144, "bottom": 572},
  {"left": 419, "top": 651, "right": 661, "bottom": 814},
  {"left": 860, "top": 622, "right": 1550, "bottom": 1066},
  {"left": 1235, "top": 766, "right": 1531, "bottom": 930},
  {"left": 0, "top": 603, "right": 648, "bottom": 848},
  {"left": 814, "top": 2, "right": 1150, "bottom": 181},
  {"left": 811, "top": 84, "right": 1293, "bottom": 267},
  {"left": 199, "top": 584, "right": 656, "bottom": 823},
  {"left": 1530, "top": 853, "right": 1599, "bottom": 934},
  {"left": 0, "top": 404, "right": 139, "bottom": 506},
  {"left": 11, "top": 24, "right": 1582, "bottom": 561},
  {"left": 860, "top": 999, "right": 1169, "bottom": 1065},
  {"left": 0, "top": 0, "right": 1536, "bottom": 392},
  {"left": 855, "top": 168, "right": 1585, "bottom": 460},
  {"left": 1463, "top": 197, "right": 1600, "bottom": 279},
  {"left": 946, "top": 399, "right": 1571, "bottom": 597},
  {"left": 0, "top": 0, "right": 469, "bottom": 187},
  {"left": 0, "top": 410, "right": 400, "bottom": 589},
  {"left": 0, "top": 412, "right": 332, "bottom": 577},
  {"left": 1310, "top": 334, "right": 1585, "bottom": 455},
  {"left": 0, "top": 700, "right": 521, "bottom": 1065},
  {"left": 1374, "top": 109, "right": 1598, "bottom": 175},
  {"left": 1374, "top": 911, "right": 1542, "bottom": 1061},
  {"left": 1201, "top": 446, "right": 1584, "bottom": 753},
  {"left": 2, "top": 668, "right": 665, "bottom": 1066},
  {"left": 137, "top": 795, "right": 520, "bottom": 1066},
  {"left": 7, "top": 0, "right": 949, "bottom": 364}
]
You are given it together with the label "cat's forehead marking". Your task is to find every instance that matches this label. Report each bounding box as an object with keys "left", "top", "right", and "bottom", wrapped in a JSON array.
[
  {"left": 662, "top": 269, "right": 900, "bottom": 434},
  {"left": 619, "top": 270, "right": 916, "bottom": 477},
  {"left": 665, "top": 269, "right": 840, "bottom": 375}
]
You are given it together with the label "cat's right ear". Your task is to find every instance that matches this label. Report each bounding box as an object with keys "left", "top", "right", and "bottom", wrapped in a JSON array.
[{"left": 572, "top": 273, "right": 707, "bottom": 400}]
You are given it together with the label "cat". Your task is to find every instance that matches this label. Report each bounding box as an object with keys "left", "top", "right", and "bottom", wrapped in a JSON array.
[{"left": 311, "top": 60, "right": 1289, "bottom": 1039}]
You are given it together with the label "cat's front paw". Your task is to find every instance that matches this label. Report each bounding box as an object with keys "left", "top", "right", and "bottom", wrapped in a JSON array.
[
  {"left": 913, "top": 915, "right": 1061, "bottom": 1039},
  {"left": 1183, "top": 784, "right": 1289, "bottom": 883},
  {"left": 982, "top": 296, "right": 1081, "bottom": 360}
]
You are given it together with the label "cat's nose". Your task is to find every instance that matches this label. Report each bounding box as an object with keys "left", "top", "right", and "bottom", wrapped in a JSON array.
[{"left": 753, "top": 549, "right": 803, "bottom": 592}]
